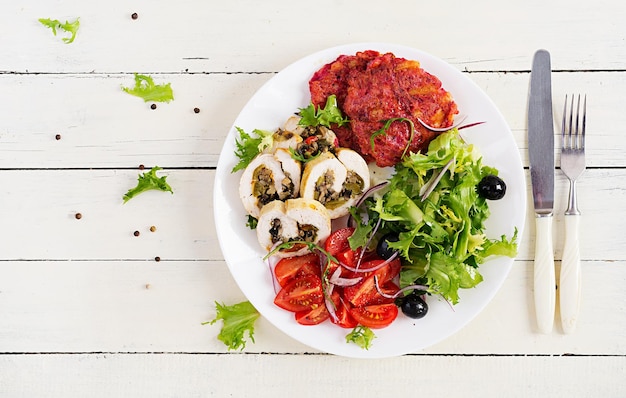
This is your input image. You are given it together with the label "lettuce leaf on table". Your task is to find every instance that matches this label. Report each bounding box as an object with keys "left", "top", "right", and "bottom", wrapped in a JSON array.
[
  {"left": 38, "top": 17, "right": 80, "bottom": 44},
  {"left": 122, "top": 74, "right": 174, "bottom": 103},
  {"left": 205, "top": 301, "right": 260, "bottom": 351},
  {"left": 123, "top": 166, "right": 173, "bottom": 203}
]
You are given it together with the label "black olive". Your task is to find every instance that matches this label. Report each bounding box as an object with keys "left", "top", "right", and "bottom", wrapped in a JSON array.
[
  {"left": 376, "top": 232, "right": 399, "bottom": 260},
  {"left": 478, "top": 175, "right": 506, "bottom": 200},
  {"left": 400, "top": 293, "right": 428, "bottom": 319}
]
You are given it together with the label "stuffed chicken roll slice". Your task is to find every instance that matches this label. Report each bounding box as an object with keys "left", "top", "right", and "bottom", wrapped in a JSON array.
[
  {"left": 256, "top": 198, "right": 331, "bottom": 258},
  {"left": 300, "top": 149, "right": 370, "bottom": 219},
  {"left": 239, "top": 149, "right": 301, "bottom": 218}
]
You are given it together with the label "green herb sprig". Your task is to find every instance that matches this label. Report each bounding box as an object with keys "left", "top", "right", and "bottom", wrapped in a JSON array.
[{"left": 370, "top": 118, "right": 416, "bottom": 159}]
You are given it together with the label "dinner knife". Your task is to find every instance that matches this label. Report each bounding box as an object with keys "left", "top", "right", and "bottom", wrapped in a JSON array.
[{"left": 528, "top": 49, "right": 556, "bottom": 334}]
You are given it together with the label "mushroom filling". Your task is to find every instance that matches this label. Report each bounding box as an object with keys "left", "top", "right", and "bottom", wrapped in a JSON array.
[
  {"left": 294, "top": 126, "right": 336, "bottom": 161},
  {"left": 314, "top": 171, "right": 365, "bottom": 210},
  {"left": 252, "top": 166, "right": 295, "bottom": 207},
  {"left": 268, "top": 218, "right": 318, "bottom": 246}
]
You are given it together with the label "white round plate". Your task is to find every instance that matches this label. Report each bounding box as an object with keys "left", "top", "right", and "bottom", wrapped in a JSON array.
[{"left": 214, "top": 43, "right": 526, "bottom": 358}]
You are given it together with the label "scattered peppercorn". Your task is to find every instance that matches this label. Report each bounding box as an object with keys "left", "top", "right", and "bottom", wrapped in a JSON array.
[
  {"left": 193, "top": 107, "right": 200, "bottom": 113},
  {"left": 154, "top": 256, "right": 161, "bottom": 262},
  {"left": 134, "top": 230, "right": 140, "bottom": 237},
  {"left": 75, "top": 213, "right": 82, "bottom": 220},
  {"left": 145, "top": 283, "right": 151, "bottom": 289},
  {"left": 55, "top": 134, "right": 61, "bottom": 140},
  {"left": 131, "top": 13, "right": 138, "bottom": 20},
  {"left": 139, "top": 164, "right": 145, "bottom": 170},
  {"left": 150, "top": 104, "right": 157, "bottom": 110},
  {"left": 149, "top": 226, "right": 156, "bottom": 232}
]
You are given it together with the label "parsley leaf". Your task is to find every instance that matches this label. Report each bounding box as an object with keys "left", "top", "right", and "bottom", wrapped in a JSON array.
[
  {"left": 204, "top": 301, "right": 260, "bottom": 351},
  {"left": 231, "top": 127, "right": 274, "bottom": 173},
  {"left": 123, "top": 166, "right": 173, "bottom": 203},
  {"left": 346, "top": 325, "right": 376, "bottom": 350},
  {"left": 122, "top": 74, "right": 174, "bottom": 103},
  {"left": 38, "top": 17, "right": 80, "bottom": 44},
  {"left": 298, "top": 95, "right": 349, "bottom": 128}
]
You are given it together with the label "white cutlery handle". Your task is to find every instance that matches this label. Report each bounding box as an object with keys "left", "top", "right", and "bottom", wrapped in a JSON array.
[
  {"left": 534, "top": 215, "right": 555, "bottom": 333},
  {"left": 560, "top": 215, "right": 582, "bottom": 334}
]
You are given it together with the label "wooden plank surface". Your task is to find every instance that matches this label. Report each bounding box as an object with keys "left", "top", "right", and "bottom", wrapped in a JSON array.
[
  {"left": 1, "top": 0, "right": 624, "bottom": 73},
  {"left": 0, "top": 72, "right": 622, "bottom": 168},
  {"left": 1, "top": 354, "right": 625, "bottom": 397}
]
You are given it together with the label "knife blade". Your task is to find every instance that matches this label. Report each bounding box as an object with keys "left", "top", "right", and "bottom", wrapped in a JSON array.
[{"left": 528, "top": 49, "right": 556, "bottom": 334}]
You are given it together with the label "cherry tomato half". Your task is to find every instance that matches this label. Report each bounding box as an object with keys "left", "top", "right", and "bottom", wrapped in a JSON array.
[
  {"left": 274, "top": 253, "right": 321, "bottom": 287},
  {"left": 274, "top": 274, "right": 324, "bottom": 313},
  {"left": 349, "top": 303, "right": 399, "bottom": 329}
]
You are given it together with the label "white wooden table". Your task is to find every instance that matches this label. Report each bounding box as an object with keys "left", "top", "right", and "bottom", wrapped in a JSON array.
[{"left": 1, "top": 1, "right": 625, "bottom": 396}]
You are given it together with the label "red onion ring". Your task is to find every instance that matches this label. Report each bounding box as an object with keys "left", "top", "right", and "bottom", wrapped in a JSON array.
[
  {"left": 340, "top": 251, "right": 398, "bottom": 273},
  {"left": 347, "top": 181, "right": 389, "bottom": 228},
  {"left": 329, "top": 267, "right": 362, "bottom": 287},
  {"left": 373, "top": 275, "right": 428, "bottom": 299}
]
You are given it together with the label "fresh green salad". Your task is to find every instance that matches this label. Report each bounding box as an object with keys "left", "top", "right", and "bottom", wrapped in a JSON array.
[{"left": 349, "top": 129, "right": 518, "bottom": 305}]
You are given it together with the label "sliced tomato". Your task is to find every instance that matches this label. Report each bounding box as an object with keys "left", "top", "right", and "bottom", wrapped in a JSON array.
[
  {"left": 295, "top": 303, "right": 329, "bottom": 325},
  {"left": 349, "top": 303, "right": 399, "bottom": 329},
  {"left": 274, "top": 275, "right": 324, "bottom": 312},
  {"left": 367, "top": 281, "right": 400, "bottom": 305},
  {"left": 274, "top": 253, "right": 321, "bottom": 287},
  {"left": 343, "top": 258, "right": 401, "bottom": 307},
  {"left": 335, "top": 248, "right": 357, "bottom": 267},
  {"left": 329, "top": 291, "right": 358, "bottom": 329},
  {"left": 324, "top": 227, "right": 355, "bottom": 257}
]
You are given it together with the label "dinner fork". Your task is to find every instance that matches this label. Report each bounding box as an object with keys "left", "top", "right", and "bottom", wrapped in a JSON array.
[{"left": 559, "top": 94, "right": 586, "bottom": 334}]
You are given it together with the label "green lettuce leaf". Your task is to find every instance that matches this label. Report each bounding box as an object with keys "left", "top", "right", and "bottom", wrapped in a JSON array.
[
  {"left": 299, "top": 95, "right": 349, "bottom": 128},
  {"left": 123, "top": 166, "right": 173, "bottom": 203},
  {"left": 122, "top": 74, "right": 174, "bottom": 103},
  {"left": 205, "top": 301, "right": 260, "bottom": 351},
  {"left": 345, "top": 325, "right": 376, "bottom": 350},
  {"left": 39, "top": 18, "right": 80, "bottom": 43},
  {"left": 231, "top": 127, "right": 274, "bottom": 173}
]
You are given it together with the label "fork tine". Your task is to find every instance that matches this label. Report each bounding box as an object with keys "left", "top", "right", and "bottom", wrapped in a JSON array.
[
  {"left": 580, "top": 94, "right": 587, "bottom": 150},
  {"left": 574, "top": 94, "right": 580, "bottom": 150},
  {"left": 562, "top": 94, "right": 568, "bottom": 150}
]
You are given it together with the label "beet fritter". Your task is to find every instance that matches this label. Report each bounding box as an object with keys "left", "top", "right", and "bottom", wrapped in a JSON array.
[{"left": 309, "top": 51, "right": 458, "bottom": 167}]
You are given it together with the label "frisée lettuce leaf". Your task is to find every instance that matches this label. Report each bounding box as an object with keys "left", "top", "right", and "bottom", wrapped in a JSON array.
[
  {"left": 353, "top": 129, "right": 518, "bottom": 304},
  {"left": 123, "top": 166, "right": 173, "bottom": 203},
  {"left": 39, "top": 17, "right": 80, "bottom": 43},
  {"left": 204, "top": 301, "right": 260, "bottom": 351},
  {"left": 231, "top": 127, "right": 275, "bottom": 172},
  {"left": 122, "top": 74, "right": 174, "bottom": 103},
  {"left": 298, "top": 94, "right": 349, "bottom": 128}
]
